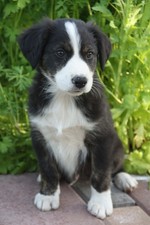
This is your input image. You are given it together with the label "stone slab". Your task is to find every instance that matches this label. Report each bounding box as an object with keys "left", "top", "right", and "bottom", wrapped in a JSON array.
[
  {"left": 129, "top": 181, "right": 150, "bottom": 215},
  {"left": 73, "top": 180, "right": 135, "bottom": 207},
  {"left": 106, "top": 206, "right": 150, "bottom": 225},
  {"left": 0, "top": 174, "right": 104, "bottom": 225},
  {"left": 1, "top": 174, "right": 149, "bottom": 225}
]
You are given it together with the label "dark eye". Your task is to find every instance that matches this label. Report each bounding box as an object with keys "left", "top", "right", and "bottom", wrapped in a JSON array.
[
  {"left": 86, "top": 51, "right": 94, "bottom": 59},
  {"left": 56, "top": 49, "right": 65, "bottom": 58}
]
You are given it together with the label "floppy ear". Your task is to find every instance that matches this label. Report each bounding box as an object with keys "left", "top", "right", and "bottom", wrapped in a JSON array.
[
  {"left": 18, "top": 19, "right": 53, "bottom": 68},
  {"left": 86, "top": 23, "right": 111, "bottom": 71}
]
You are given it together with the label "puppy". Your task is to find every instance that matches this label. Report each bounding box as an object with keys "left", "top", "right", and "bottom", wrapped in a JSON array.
[{"left": 18, "top": 18, "right": 137, "bottom": 219}]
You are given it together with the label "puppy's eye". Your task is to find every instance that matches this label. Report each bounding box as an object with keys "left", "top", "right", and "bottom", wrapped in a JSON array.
[
  {"left": 86, "top": 51, "right": 94, "bottom": 59},
  {"left": 56, "top": 49, "right": 65, "bottom": 58}
]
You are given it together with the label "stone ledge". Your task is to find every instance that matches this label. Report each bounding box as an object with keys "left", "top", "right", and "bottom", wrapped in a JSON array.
[
  {"left": 0, "top": 173, "right": 150, "bottom": 225},
  {"left": 106, "top": 206, "right": 150, "bottom": 225},
  {"left": 0, "top": 174, "right": 103, "bottom": 225},
  {"left": 72, "top": 179, "right": 135, "bottom": 207},
  {"left": 129, "top": 181, "right": 150, "bottom": 215}
]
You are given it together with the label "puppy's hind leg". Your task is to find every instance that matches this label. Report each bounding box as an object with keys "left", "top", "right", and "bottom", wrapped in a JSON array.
[{"left": 111, "top": 134, "right": 137, "bottom": 192}]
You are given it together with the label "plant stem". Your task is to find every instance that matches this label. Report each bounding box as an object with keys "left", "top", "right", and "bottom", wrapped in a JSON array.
[
  {"left": 87, "top": 1, "right": 92, "bottom": 16},
  {"left": 49, "top": 0, "right": 55, "bottom": 19}
]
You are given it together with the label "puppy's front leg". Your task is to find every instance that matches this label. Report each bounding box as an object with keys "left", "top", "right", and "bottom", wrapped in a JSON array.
[
  {"left": 31, "top": 129, "right": 60, "bottom": 211},
  {"left": 87, "top": 144, "right": 113, "bottom": 219}
]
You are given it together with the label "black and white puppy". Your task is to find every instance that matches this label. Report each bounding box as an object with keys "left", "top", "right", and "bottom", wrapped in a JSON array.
[{"left": 18, "top": 18, "right": 137, "bottom": 219}]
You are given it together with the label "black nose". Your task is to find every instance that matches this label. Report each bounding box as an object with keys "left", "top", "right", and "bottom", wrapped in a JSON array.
[{"left": 72, "top": 76, "right": 87, "bottom": 89}]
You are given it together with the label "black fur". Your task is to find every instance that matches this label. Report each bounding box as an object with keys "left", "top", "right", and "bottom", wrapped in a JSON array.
[{"left": 18, "top": 18, "right": 124, "bottom": 198}]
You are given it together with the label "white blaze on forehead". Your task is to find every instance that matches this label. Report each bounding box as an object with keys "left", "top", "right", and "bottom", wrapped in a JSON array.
[
  {"left": 65, "top": 22, "right": 80, "bottom": 54},
  {"left": 53, "top": 21, "right": 93, "bottom": 94}
]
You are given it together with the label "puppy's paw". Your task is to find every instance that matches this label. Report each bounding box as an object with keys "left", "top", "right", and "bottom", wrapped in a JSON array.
[
  {"left": 114, "top": 172, "right": 138, "bottom": 192},
  {"left": 87, "top": 187, "right": 113, "bottom": 219},
  {"left": 34, "top": 186, "right": 60, "bottom": 211},
  {"left": 37, "top": 174, "right": 41, "bottom": 183}
]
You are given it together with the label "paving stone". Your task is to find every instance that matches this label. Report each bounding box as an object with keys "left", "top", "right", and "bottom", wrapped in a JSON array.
[
  {"left": 0, "top": 174, "right": 104, "bottom": 225},
  {"left": 129, "top": 181, "right": 150, "bottom": 215},
  {"left": 105, "top": 206, "right": 150, "bottom": 225},
  {"left": 1, "top": 174, "right": 150, "bottom": 225},
  {"left": 73, "top": 179, "right": 135, "bottom": 207}
]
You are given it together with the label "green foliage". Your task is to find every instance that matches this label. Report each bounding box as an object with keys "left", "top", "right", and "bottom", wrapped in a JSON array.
[
  {"left": 0, "top": 0, "right": 150, "bottom": 175},
  {"left": 91, "top": 0, "right": 150, "bottom": 175}
]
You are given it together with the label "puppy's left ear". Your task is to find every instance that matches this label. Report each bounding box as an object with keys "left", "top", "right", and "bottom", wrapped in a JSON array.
[{"left": 86, "top": 23, "right": 111, "bottom": 71}]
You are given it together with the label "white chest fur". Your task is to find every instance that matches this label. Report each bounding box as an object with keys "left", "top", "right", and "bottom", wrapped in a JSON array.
[{"left": 30, "top": 92, "right": 95, "bottom": 178}]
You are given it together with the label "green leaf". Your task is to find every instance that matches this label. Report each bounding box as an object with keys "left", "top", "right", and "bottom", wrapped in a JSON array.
[
  {"left": 17, "top": 0, "right": 31, "bottom": 9},
  {"left": 0, "top": 137, "right": 14, "bottom": 154},
  {"left": 3, "top": 3, "right": 18, "bottom": 18},
  {"left": 122, "top": 94, "right": 140, "bottom": 112},
  {"left": 110, "top": 21, "right": 117, "bottom": 29},
  {"left": 124, "top": 150, "right": 150, "bottom": 175},
  {"left": 141, "top": 93, "right": 150, "bottom": 109},
  {"left": 111, "top": 107, "right": 124, "bottom": 120},
  {"left": 134, "top": 124, "right": 145, "bottom": 148},
  {"left": 92, "top": 4, "right": 112, "bottom": 18}
]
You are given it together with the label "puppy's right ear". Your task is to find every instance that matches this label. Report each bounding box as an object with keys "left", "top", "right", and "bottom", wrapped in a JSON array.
[{"left": 18, "top": 19, "right": 53, "bottom": 68}]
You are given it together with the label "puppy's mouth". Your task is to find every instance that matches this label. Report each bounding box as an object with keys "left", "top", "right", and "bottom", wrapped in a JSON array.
[
  {"left": 68, "top": 88, "right": 84, "bottom": 96},
  {"left": 69, "top": 91, "right": 83, "bottom": 96}
]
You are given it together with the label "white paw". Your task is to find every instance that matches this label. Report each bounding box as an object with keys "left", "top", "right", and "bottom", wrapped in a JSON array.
[
  {"left": 34, "top": 186, "right": 60, "bottom": 211},
  {"left": 114, "top": 172, "right": 138, "bottom": 192},
  {"left": 87, "top": 187, "right": 113, "bottom": 219},
  {"left": 37, "top": 174, "right": 41, "bottom": 183}
]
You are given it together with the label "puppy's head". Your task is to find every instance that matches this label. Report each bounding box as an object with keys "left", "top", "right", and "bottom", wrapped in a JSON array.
[{"left": 18, "top": 18, "right": 111, "bottom": 96}]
